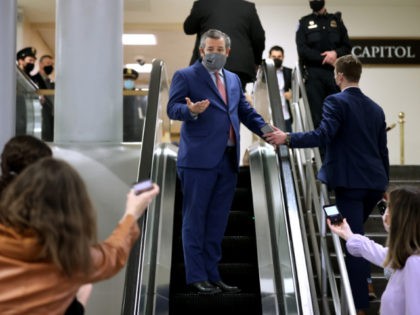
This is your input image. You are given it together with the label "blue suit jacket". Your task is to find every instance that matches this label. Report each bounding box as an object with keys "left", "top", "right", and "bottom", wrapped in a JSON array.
[
  {"left": 291, "top": 87, "right": 389, "bottom": 190},
  {"left": 167, "top": 61, "right": 266, "bottom": 169}
]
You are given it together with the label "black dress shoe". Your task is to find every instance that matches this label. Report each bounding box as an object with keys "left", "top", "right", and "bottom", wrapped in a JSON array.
[
  {"left": 211, "top": 280, "right": 241, "bottom": 293},
  {"left": 188, "top": 281, "right": 221, "bottom": 294}
]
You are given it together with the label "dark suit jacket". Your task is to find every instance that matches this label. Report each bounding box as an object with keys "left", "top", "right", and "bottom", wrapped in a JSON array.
[
  {"left": 282, "top": 66, "right": 293, "bottom": 123},
  {"left": 167, "top": 61, "right": 266, "bottom": 169},
  {"left": 290, "top": 87, "right": 389, "bottom": 190},
  {"left": 183, "top": 0, "right": 265, "bottom": 83}
]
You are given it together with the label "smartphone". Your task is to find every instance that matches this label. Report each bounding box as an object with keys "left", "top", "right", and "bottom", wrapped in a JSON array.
[
  {"left": 261, "top": 124, "right": 274, "bottom": 134},
  {"left": 133, "top": 179, "right": 153, "bottom": 195},
  {"left": 323, "top": 204, "right": 343, "bottom": 225}
]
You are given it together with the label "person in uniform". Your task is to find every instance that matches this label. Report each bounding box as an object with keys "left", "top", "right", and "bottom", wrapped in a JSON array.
[
  {"left": 123, "top": 68, "right": 145, "bottom": 142},
  {"left": 16, "top": 47, "right": 38, "bottom": 135},
  {"left": 296, "top": 0, "right": 351, "bottom": 128},
  {"left": 16, "top": 47, "right": 37, "bottom": 77}
]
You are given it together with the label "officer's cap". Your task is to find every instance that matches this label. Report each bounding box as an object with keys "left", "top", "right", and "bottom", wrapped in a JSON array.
[
  {"left": 16, "top": 47, "right": 37, "bottom": 61},
  {"left": 123, "top": 68, "right": 139, "bottom": 80}
]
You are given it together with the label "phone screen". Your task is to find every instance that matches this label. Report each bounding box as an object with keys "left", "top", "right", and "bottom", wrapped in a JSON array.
[
  {"left": 133, "top": 179, "right": 153, "bottom": 195},
  {"left": 323, "top": 205, "right": 339, "bottom": 216},
  {"left": 323, "top": 204, "right": 343, "bottom": 224}
]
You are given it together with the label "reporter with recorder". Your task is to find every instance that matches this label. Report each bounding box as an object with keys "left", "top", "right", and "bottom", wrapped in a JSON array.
[
  {"left": 328, "top": 186, "right": 420, "bottom": 315},
  {"left": 0, "top": 157, "right": 159, "bottom": 315}
]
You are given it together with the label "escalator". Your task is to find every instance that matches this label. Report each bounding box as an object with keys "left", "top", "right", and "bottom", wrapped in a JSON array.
[
  {"left": 169, "top": 167, "right": 262, "bottom": 315},
  {"left": 121, "top": 59, "right": 315, "bottom": 315}
]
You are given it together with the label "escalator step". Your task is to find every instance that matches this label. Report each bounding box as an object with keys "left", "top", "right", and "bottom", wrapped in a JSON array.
[
  {"left": 173, "top": 235, "right": 257, "bottom": 263},
  {"left": 231, "top": 187, "right": 254, "bottom": 211},
  {"left": 172, "top": 292, "right": 261, "bottom": 315},
  {"left": 172, "top": 263, "right": 260, "bottom": 293},
  {"left": 225, "top": 210, "right": 256, "bottom": 236}
]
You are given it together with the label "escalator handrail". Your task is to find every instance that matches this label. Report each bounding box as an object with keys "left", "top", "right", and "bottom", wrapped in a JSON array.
[
  {"left": 121, "top": 59, "right": 167, "bottom": 315},
  {"left": 291, "top": 64, "right": 356, "bottom": 315},
  {"left": 259, "top": 60, "right": 317, "bottom": 315}
]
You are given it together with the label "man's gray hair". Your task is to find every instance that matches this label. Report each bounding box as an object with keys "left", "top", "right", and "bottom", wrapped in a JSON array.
[{"left": 199, "top": 29, "right": 231, "bottom": 50}]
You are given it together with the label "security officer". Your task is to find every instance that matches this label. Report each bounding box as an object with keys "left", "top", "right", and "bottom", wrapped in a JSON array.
[
  {"left": 16, "top": 47, "right": 37, "bottom": 76},
  {"left": 122, "top": 67, "right": 145, "bottom": 141},
  {"left": 123, "top": 68, "right": 139, "bottom": 90},
  {"left": 296, "top": 0, "right": 351, "bottom": 128}
]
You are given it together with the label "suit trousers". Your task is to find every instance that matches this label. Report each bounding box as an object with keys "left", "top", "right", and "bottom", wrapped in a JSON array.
[
  {"left": 178, "top": 148, "right": 237, "bottom": 284},
  {"left": 334, "top": 188, "right": 384, "bottom": 310},
  {"left": 305, "top": 67, "right": 339, "bottom": 129}
]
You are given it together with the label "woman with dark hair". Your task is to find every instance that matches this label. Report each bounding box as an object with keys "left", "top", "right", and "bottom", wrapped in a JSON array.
[
  {"left": 0, "top": 135, "right": 52, "bottom": 195},
  {"left": 328, "top": 186, "right": 420, "bottom": 315},
  {"left": 0, "top": 157, "right": 159, "bottom": 314},
  {"left": 0, "top": 135, "right": 90, "bottom": 314}
]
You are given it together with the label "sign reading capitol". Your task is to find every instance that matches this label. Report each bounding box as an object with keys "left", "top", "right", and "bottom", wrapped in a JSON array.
[{"left": 350, "top": 38, "right": 420, "bottom": 65}]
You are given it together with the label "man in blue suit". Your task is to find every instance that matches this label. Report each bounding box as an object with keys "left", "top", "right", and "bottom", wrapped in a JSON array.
[
  {"left": 167, "top": 29, "right": 270, "bottom": 294},
  {"left": 265, "top": 54, "right": 389, "bottom": 314}
]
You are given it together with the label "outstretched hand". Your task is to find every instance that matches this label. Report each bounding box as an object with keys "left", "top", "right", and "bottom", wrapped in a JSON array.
[
  {"left": 125, "top": 184, "right": 160, "bottom": 220},
  {"left": 327, "top": 218, "right": 354, "bottom": 241},
  {"left": 186, "top": 97, "right": 210, "bottom": 115},
  {"left": 262, "top": 125, "right": 287, "bottom": 146}
]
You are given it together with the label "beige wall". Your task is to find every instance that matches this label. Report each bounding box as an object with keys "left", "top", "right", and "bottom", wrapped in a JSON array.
[{"left": 17, "top": 13, "right": 53, "bottom": 74}]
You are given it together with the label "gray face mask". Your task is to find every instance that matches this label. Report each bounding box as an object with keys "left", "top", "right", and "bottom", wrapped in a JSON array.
[{"left": 202, "top": 53, "right": 227, "bottom": 71}]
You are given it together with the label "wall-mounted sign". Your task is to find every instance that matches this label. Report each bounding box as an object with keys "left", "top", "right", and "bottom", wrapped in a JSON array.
[{"left": 350, "top": 38, "right": 420, "bottom": 65}]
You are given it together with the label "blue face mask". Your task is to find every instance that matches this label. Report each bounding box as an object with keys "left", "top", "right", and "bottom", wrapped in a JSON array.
[
  {"left": 124, "top": 80, "right": 135, "bottom": 90},
  {"left": 202, "top": 53, "right": 227, "bottom": 71}
]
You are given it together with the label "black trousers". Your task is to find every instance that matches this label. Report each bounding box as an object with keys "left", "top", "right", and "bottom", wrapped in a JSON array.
[{"left": 305, "top": 67, "right": 339, "bottom": 129}]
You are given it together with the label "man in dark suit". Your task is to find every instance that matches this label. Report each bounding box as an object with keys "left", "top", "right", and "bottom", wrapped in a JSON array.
[
  {"left": 167, "top": 29, "right": 271, "bottom": 294},
  {"left": 183, "top": 0, "right": 265, "bottom": 91},
  {"left": 269, "top": 45, "right": 293, "bottom": 132},
  {"left": 265, "top": 54, "right": 389, "bottom": 314}
]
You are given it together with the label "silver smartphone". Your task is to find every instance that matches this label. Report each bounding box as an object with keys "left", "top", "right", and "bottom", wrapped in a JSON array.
[{"left": 261, "top": 124, "right": 274, "bottom": 134}]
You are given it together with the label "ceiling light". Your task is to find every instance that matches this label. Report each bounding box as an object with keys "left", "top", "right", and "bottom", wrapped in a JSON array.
[
  {"left": 122, "top": 34, "right": 157, "bottom": 45},
  {"left": 126, "top": 63, "right": 152, "bottom": 73}
]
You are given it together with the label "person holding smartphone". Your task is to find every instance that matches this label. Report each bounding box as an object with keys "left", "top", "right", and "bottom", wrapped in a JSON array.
[
  {"left": 264, "top": 54, "right": 389, "bottom": 314},
  {"left": 0, "top": 157, "right": 159, "bottom": 314},
  {"left": 328, "top": 186, "right": 420, "bottom": 315}
]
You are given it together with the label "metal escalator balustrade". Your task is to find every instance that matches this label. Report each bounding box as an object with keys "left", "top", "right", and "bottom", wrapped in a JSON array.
[
  {"left": 122, "top": 58, "right": 315, "bottom": 315},
  {"left": 121, "top": 59, "right": 174, "bottom": 315},
  {"left": 288, "top": 63, "right": 356, "bottom": 315},
  {"left": 255, "top": 59, "right": 317, "bottom": 315}
]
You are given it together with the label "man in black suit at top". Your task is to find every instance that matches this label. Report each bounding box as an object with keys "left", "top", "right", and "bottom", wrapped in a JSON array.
[
  {"left": 184, "top": 0, "right": 265, "bottom": 91},
  {"left": 269, "top": 45, "right": 293, "bottom": 132}
]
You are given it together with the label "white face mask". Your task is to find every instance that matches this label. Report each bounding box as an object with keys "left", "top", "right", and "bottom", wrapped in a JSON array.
[{"left": 124, "top": 79, "right": 135, "bottom": 90}]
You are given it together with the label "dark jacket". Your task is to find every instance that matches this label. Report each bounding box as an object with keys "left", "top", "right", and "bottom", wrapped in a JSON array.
[
  {"left": 184, "top": 0, "right": 265, "bottom": 83},
  {"left": 290, "top": 87, "right": 389, "bottom": 190},
  {"left": 296, "top": 11, "right": 351, "bottom": 70}
]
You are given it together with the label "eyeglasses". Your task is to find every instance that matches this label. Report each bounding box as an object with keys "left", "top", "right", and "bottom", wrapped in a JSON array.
[{"left": 376, "top": 199, "right": 388, "bottom": 216}]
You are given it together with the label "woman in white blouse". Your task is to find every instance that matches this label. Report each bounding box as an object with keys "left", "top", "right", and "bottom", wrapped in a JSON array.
[{"left": 328, "top": 186, "right": 420, "bottom": 315}]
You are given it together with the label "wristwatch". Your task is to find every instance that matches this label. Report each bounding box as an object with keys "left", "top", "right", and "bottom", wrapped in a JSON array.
[{"left": 285, "top": 133, "right": 291, "bottom": 146}]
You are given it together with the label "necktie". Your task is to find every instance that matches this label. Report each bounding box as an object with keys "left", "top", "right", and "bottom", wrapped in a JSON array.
[
  {"left": 214, "top": 71, "right": 227, "bottom": 104},
  {"left": 214, "top": 71, "right": 235, "bottom": 145}
]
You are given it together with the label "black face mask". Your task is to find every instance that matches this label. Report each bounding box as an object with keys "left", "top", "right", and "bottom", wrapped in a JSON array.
[
  {"left": 310, "top": 0, "right": 325, "bottom": 12},
  {"left": 273, "top": 59, "right": 283, "bottom": 69},
  {"left": 44, "top": 65, "right": 54, "bottom": 75},
  {"left": 24, "top": 63, "right": 34, "bottom": 75}
]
